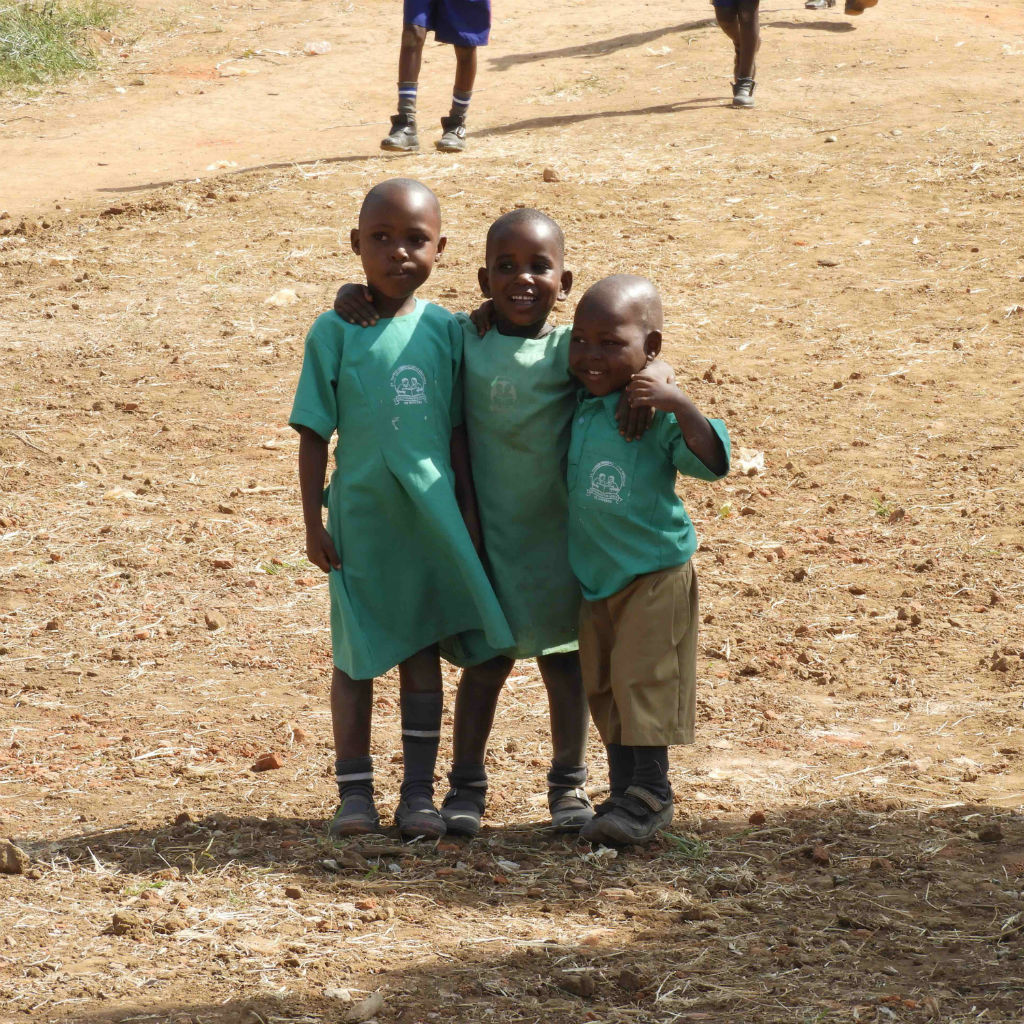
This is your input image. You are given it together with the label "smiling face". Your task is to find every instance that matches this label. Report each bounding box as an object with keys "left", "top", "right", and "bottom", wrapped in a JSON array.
[
  {"left": 479, "top": 213, "right": 571, "bottom": 337},
  {"left": 350, "top": 180, "right": 445, "bottom": 312},
  {"left": 569, "top": 276, "right": 663, "bottom": 397}
]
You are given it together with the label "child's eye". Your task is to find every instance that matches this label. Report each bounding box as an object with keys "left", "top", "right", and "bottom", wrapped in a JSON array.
[
  {"left": 532, "top": 261, "right": 552, "bottom": 274},
  {"left": 497, "top": 261, "right": 515, "bottom": 273},
  {"left": 372, "top": 232, "right": 389, "bottom": 242}
]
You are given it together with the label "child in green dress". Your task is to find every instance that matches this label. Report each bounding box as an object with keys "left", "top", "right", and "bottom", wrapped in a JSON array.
[
  {"left": 290, "top": 178, "right": 512, "bottom": 841},
  {"left": 334, "top": 209, "right": 673, "bottom": 836}
]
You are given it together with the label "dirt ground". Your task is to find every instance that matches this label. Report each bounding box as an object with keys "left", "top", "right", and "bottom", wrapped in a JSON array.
[{"left": 2, "top": 0, "right": 1024, "bottom": 1022}]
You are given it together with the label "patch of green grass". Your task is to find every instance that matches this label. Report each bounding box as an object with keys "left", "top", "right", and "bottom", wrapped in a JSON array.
[
  {"left": 870, "top": 495, "right": 895, "bottom": 519},
  {"left": 0, "top": 0, "right": 124, "bottom": 90},
  {"left": 661, "top": 831, "right": 708, "bottom": 861}
]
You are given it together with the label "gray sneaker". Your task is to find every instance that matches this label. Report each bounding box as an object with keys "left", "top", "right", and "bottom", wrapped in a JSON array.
[
  {"left": 582, "top": 786, "right": 673, "bottom": 846},
  {"left": 435, "top": 115, "right": 467, "bottom": 153},
  {"left": 395, "top": 796, "right": 446, "bottom": 840},
  {"left": 440, "top": 776, "right": 486, "bottom": 836},
  {"left": 381, "top": 114, "right": 419, "bottom": 153},
  {"left": 548, "top": 785, "right": 595, "bottom": 832},
  {"left": 329, "top": 790, "right": 382, "bottom": 838},
  {"left": 732, "top": 78, "right": 756, "bottom": 108}
]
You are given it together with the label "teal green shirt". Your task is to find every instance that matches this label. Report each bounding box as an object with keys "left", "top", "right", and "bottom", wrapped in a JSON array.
[
  {"left": 289, "top": 301, "right": 512, "bottom": 678},
  {"left": 567, "top": 392, "right": 730, "bottom": 602}
]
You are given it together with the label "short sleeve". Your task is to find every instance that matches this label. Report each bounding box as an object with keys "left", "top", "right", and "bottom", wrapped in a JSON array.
[
  {"left": 288, "top": 312, "right": 344, "bottom": 442},
  {"left": 661, "top": 414, "right": 731, "bottom": 481},
  {"left": 448, "top": 313, "right": 467, "bottom": 429}
]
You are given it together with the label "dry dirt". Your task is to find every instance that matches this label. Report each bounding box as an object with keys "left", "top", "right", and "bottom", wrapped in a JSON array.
[{"left": 2, "top": 0, "right": 1024, "bottom": 1022}]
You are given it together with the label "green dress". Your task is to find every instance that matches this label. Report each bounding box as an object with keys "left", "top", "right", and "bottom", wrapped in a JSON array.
[
  {"left": 454, "top": 320, "right": 581, "bottom": 662},
  {"left": 289, "top": 302, "right": 513, "bottom": 679}
]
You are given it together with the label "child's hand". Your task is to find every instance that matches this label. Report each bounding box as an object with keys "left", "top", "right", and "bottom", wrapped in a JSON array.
[
  {"left": 468, "top": 299, "right": 495, "bottom": 337},
  {"left": 306, "top": 524, "right": 341, "bottom": 573},
  {"left": 334, "top": 284, "right": 378, "bottom": 327},
  {"left": 625, "top": 375, "right": 684, "bottom": 413}
]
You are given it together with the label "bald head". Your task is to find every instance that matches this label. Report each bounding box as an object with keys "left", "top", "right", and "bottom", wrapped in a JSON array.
[
  {"left": 359, "top": 178, "right": 441, "bottom": 229},
  {"left": 576, "top": 274, "right": 663, "bottom": 333},
  {"left": 486, "top": 208, "right": 564, "bottom": 260}
]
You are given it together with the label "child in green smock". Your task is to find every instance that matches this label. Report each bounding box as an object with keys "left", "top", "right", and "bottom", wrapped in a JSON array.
[
  {"left": 290, "top": 178, "right": 512, "bottom": 841},
  {"left": 334, "top": 209, "right": 673, "bottom": 837}
]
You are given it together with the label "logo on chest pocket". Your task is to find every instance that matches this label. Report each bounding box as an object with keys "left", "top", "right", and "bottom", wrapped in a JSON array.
[
  {"left": 391, "top": 365, "right": 428, "bottom": 405},
  {"left": 586, "top": 460, "right": 627, "bottom": 505},
  {"left": 489, "top": 377, "right": 517, "bottom": 411}
]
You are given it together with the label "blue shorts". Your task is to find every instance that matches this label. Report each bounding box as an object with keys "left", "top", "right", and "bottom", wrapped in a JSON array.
[
  {"left": 404, "top": 0, "right": 491, "bottom": 47},
  {"left": 711, "top": 0, "right": 758, "bottom": 9}
]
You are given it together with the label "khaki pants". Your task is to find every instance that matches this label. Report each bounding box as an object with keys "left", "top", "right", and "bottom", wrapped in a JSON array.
[{"left": 578, "top": 561, "right": 699, "bottom": 746}]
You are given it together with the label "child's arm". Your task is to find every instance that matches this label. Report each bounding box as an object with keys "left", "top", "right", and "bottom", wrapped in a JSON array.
[
  {"left": 298, "top": 427, "right": 342, "bottom": 572},
  {"left": 334, "top": 284, "right": 378, "bottom": 327},
  {"left": 450, "top": 425, "right": 483, "bottom": 552},
  {"left": 624, "top": 378, "right": 728, "bottom": 476},
  {"left": 615, "top": 358, "right": 675, "bottom": 441}
]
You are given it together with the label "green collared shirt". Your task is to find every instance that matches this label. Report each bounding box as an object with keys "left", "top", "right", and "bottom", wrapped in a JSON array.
[{"left": 567, "top": 391, "right": 730, "bottom": 602}]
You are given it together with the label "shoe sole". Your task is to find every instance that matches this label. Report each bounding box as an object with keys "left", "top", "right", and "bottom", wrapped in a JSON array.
[
  {"left": 549, "top": 810, "right": 596, "bottom": 832},
  {"left": 599, "top": 807, "right": 674, "bottom": 846},
  {"left": 434, "top": 142, "right": 466, "bottom": 153},
  {"left": 380, "top": 142, "right": 420, "bottom": 153},
  {"left": 329, "top": 819, "right": 382, "bottom": 838},
  {"left": 398, "top": 822, "right": 445, "bottom": 840},
  {"left": 441, "top": 810, "right": 481, "bottom": 837}
]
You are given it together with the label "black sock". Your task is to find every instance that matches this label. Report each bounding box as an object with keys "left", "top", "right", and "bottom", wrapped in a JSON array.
[
  {"left": 335, "top": 756, "right": 373, "bottom": 802},
  {"left": 631, "top": 746, "right": 671, "bottom": 803},
  {"left": 605, "top": 743, "right": 635, "bottom": 799},
  {"left": 547, "top": 763, "right": 587, "bottom": 792},
  {"left": 400, "top": 691, "right": 442, "bottom": 803}
]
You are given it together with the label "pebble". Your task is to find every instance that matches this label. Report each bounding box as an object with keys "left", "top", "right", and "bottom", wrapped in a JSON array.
[
  {"left": 810, "top": 845, "right": 831, "bottom": 866},
  {"left": 251, "top": 752, "right": 283, "bottom": 772},
  {"left": 204, "top": 610, "right": 226, "bottom": 631},
  {"left": 284, "top": 885, "right": 303, "bottom": 899},
  {"left": 824, "top": 134, "right": 838, "bottom": 143},
  {"left": 108, "top": 909, "right": 145, "bottom": 935},
  {"left": 557, "top": 972, "right": 596, "bottom": 997},
  {"left": 748, "top": 810, "right": 767, "bottom": 826},
  {"left": 0, "top": 839, "right": 30, "bottom": 874},
  {"left": 542, "top": 167, "right": 561, "bottom": 182},
  {"left": 978, "top": 824, "right": 1003, "bottom": 844},
  {"left": 45, "top": 618, "right": 62, "bottom": 631},
  {"left": 212, "top": 558, "right": 234, "bottom": 570}
]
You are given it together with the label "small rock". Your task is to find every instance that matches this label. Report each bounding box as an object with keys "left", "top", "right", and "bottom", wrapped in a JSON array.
[
  {"left": 154, "top": 912, "right": 188, "bottom": 934},
  {"left": 323, "top": 989, "right": 385, "bottom": 1023},
  {"left": 212, "top": 558, "right": 234, "bottom": 570},
  {"left": 251, "top": 752, "right": 284, "bottom": 772},
  {"left": 284, "top": 885, "right": 303, "bottom": 899},
  {"left": 791, "top": 567, "right": 808, "bottom": 582},
  {"left": 824, "top": 134, "right": 838, "bottom": 143},
  {"left": 174, "top": 812, "right": 193, "bottom": 826},
  {"left": 204, "top": 610, "right": 226, "bottom": 631},
  {"left": 748, "top": 810, "right": 767, "bottom": 826},
  {"left": 291, "top": 726, "right": 308, "bottom": 743},
  {"left": 557, "top": 972, "right": 596, "bottom": 997},
  {"left": 45, "top": 618, "right": 62, "bottom": 631},
  {"left": 617, "top": 968, "right": 647, "bottom": 992},
  {"left": 978, "top": 824, "right": 1003, "bottom": 844},
  {"left": 869, "top": 857, "right": 894, "bottom": 874},
  {"left": 888, "top": 507, "right": 906, "bottom": 523},
  {"left": 108, "top": 909, "right": 145, "bottom": 935},
  {"left": 217, "top": 504, "right": 235, "bottom": 514},
  {"left": 848, "top": 584, "right": 866, "bottom": 596},
  {"left": 809, "top": 845, "right": 831, "bottom": 866},
  {"left": 354, "top": 898, "right": 377, "bottom": 911},
  {"left": 0, "top": 839, "right": 30, "bottom": 874},
  {"left": 542, "top": 167, "right": 560, "bottom": 183}
]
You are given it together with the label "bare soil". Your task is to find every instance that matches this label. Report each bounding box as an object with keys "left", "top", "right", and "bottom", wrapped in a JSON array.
[{"left": 2, "top": 1, "right": 1023, "bottom": 1022}]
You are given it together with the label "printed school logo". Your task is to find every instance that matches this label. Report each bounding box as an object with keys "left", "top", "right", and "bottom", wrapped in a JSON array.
[
  {"left": 586, "top": 460, "right": 626, "bottom": 504},
  {"left": 489, "top": 377, "right": 517, "bottom": 411},
  {"left": 391, "top": 365, "right": 427, "bottom": 405}
]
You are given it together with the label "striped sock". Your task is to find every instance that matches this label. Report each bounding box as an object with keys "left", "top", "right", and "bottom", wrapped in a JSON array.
[
  {"left": 397, "top": 81, "right": 417, "bottom": 118},
  {"left": 335, "top": 755, "right": 373, "bottom": 801},
  {"left": 449, "top": 89, "right": 472, "bottom": 120},
  {"left": 400, "top": 691, "right": 442, "bottom": 803}
]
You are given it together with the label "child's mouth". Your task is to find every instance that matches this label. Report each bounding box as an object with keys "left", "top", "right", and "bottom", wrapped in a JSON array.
[{"left": 508, "top": 292, "right": 536, "bottom": 306}]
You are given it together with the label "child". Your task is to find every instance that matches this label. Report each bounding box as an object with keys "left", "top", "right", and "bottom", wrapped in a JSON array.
[
  {"left": 334, "top": 211, "right": 673, "bottom": 836},
  {"left": 381, "top": 0, "right": 491, "bottom": 154},
  {"left": 712, "top": 0, "right": 760, "bottom": 108},
  {"left": 289, "top": 177, "right": 513, "bottom": 841},
  {"left": 566, "top": 275, "right": 731, "bottom": 846}
]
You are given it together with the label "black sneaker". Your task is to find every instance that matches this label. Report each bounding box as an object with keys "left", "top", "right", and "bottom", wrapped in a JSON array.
[
  {"left": 435, "top": 115, "right": 467, "bottom": 153},
  {"left": 583, "top": 786, "right": 673, "bottom": 846},
  {"left": 381, "top": 114, "right": 419, "bottom": 153},
  {"left": 395, "top": 794, "right": 446, "bottom": 841},
  {"left": 329, "top": 790, "right": 382, "bottom": 838},
  {"left": 732, "top": 78, "right": 756, "bottom": 109},
  {"left": 547, "top": 785, "right": 595, "bottom": 832},
  {"left": 440, "top": 776, "right": 486, "bottom": 836}
]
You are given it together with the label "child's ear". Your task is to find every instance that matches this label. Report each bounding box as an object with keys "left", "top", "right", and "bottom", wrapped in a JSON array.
[
  {"left": 644, "top": 330, "right": 663, "bottom": 361},
  {"left": 349, "top": 228, "right": 360, "bottom": 255},
  {"left": 477, "top": 266, "right": 492, "bottom": 298},
  {"left": 434, "top": 235, "right": 447, "bottom": 262},
  {"left": 557, "top": 269, "right": 573, "bottom": 301}
]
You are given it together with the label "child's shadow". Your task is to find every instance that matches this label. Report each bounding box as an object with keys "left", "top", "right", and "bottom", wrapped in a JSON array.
[{"left": 767, "top": 19, "right": 856, "bottom": 32}]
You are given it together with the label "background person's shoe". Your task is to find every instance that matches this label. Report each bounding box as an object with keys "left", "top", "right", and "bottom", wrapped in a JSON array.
[
  {"left": 381, "top": 114, "right": 419, "bottom": 152},
  {"left": 732, "top": 78, "right": 756, "bottom": 108},
  {"left": 435, "top": 115, "right": 467, "bottom": 153},
  {"left": 804, "top": 0, "right": 836, "bottom": 8},
  {"left": 589, "top": 786, "right": 674, "bottom": 846},
  {"left": 547, "top": 785, "right": 595, "bottom": 832},
  {"left": 329, "top": 791, "right": 382, "bottom": 838}
]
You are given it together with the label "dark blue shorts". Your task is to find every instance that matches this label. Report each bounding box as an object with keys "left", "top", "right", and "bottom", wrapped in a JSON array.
[
  {"left": 404, "top": 0, "right": 491, "bottom": 47},
  {"left": 711, "top": 0, "right": 759, "bottom": 9}
]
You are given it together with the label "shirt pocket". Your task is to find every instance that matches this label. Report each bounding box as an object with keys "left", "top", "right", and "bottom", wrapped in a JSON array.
[{"left": 573, "top": 442, "right": 640, "bottom": 519}]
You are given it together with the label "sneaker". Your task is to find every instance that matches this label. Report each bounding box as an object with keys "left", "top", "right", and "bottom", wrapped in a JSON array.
[
  {"left": 440, "top": 777, "right": 486, "bottom": 837},
  {"left": 732, "top": 78, "right": 756, "bottom": 109},
  {"left": 435, "top": 115, "right": 467, "bottom": 153},
  {"left": 395, "top": 795, "right": 446, "bottom": 841},
  {"left": 329, "top": 790, "right": 382, "bottom": 838},
  {"left": 548, "top": 785, "right": 595, "bottom": 832},
  {"left": 381, "top": 114, "right": 419, "bottom": 153},
  {"left": 804, "top": 0, "right": 835, "bottom": 8},
  {"left": 583, "top": 786, "right": 673, "bottom": 846}
]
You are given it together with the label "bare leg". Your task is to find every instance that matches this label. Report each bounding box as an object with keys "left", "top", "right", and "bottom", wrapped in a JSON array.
[
  {"left": 452, "top": 45, "right": 477, "bottom": 94},
  {"left": 451, "top": 656, "right": 515, "bottom": 766},
  {"left": 397, "top": 23, "right": 427, "bottom": 84},
  {"left": 536, "top": 652, "right": 589, "bottom": 770},
  {"left": 331, "top": 666, "right": 373, "bottom": 759},
  {"left": 715, "top": 8, "right": 742, "bottom": 79},
  {"left": 735, "top": 1, "right": 761, "bottom": 80}
]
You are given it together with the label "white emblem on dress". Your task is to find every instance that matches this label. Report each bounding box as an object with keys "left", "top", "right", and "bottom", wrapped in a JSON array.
[
  {"left": 489, "top": 376, "right": 517, "bottom": 411},
  {"left": 391, "top": 365, "right": 427, "bottom": 405},
  {"left": 586, "top": 460, "right": 626, "bottom": 504}
]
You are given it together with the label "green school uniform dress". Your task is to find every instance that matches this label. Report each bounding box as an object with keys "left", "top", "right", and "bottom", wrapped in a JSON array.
[
  {"left": 567, "top": 392, "right": 731, "bottom": 602},
  {"left": 289, "top": 302, "right": 513, "bottom": 679},
  {"left": 454, "top": 320, "right": 581, "bottom": 661}
]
